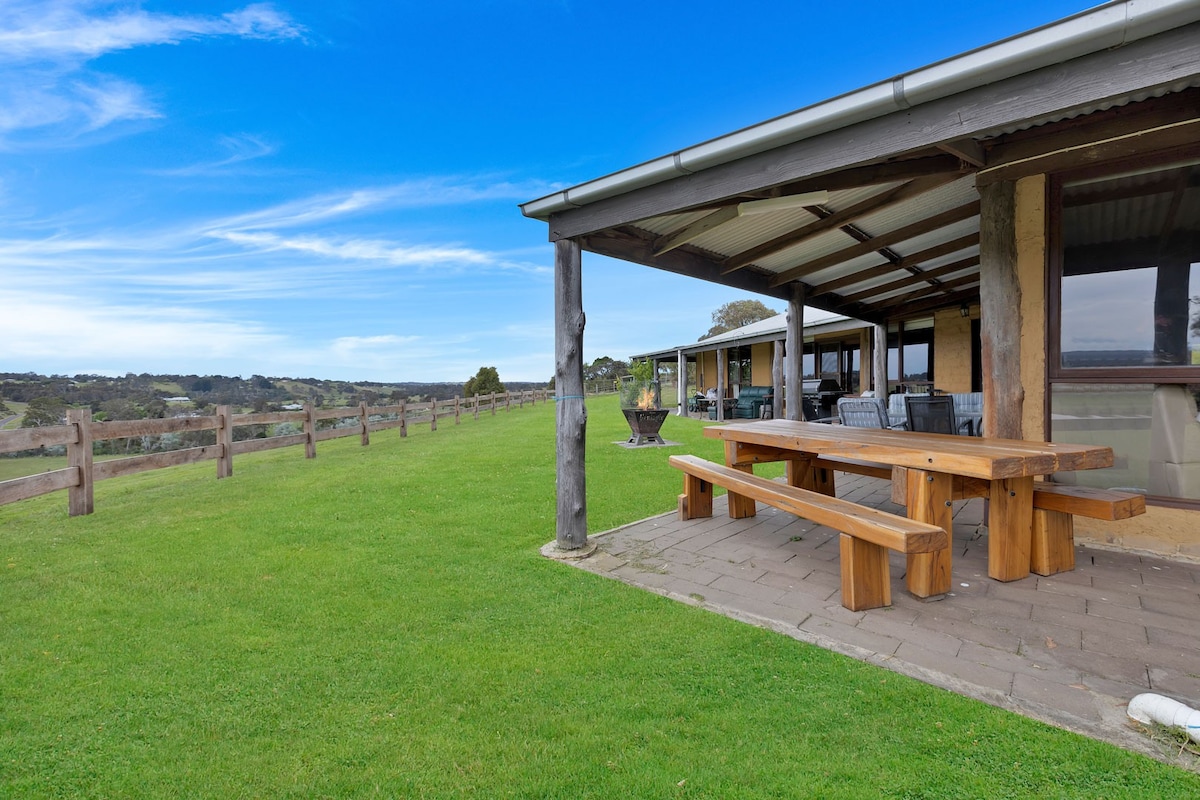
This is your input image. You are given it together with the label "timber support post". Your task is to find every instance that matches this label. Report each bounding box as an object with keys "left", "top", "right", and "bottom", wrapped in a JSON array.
[
  {"left": 360, "top": 401, "right": 370, "bottom": 445},
  {"left": 216, "top": 405, "right": 233, "bottom": 479},
  {"left": 304, "top": 404, "right": 317, "bottom": 458},
  {"left": 979, "top": 181, "right": 1023, "bottom": 439},
  {"left": 785, "top": 285, "right": 805, "bottom": 420},
  {"left": 873, "top": 322, "right": 888, "bottom": 397},
  {"left": 555, "top": 238, "right": 588, "bottom": 550},
  {"left": 66, "top": 408, "right": 93, "bottom": 517}
]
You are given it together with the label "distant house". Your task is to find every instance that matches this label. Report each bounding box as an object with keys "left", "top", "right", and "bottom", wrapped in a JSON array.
[
  {"left": 524, "top": 1, "right": 1200, "bottom": 558},
  {"left": 164, "top": 396, "right": 191, "bottom": 403}
]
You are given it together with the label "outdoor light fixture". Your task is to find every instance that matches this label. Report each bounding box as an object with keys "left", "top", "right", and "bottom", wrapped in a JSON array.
[{"left": 960, "top": 304, "right": 970, "bottom": 318}]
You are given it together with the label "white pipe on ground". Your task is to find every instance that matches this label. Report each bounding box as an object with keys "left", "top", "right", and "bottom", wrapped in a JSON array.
[{"left": 1127, "top": 693, "right": 1200, "bottom": 743}]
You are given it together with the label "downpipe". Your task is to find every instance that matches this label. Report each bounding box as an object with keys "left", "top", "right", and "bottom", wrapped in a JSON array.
[{"left": 1127, "top": 693, "right": 1200, "bottom": 743}]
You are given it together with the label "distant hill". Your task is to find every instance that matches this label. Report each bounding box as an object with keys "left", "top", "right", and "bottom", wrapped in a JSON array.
[{"left": 0, "top": 372, "right": 548, "bottom": 421}]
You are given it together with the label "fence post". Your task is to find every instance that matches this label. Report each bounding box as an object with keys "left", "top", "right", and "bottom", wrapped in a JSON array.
[
  {"left": 304, "top": 404, "right": 317, "bottom": 458},
  {"left": 66, "top": 408, "right": 94, "bottom": 517},
  {"left": 360, "top": 401, "right": 370, "bottom": 446},
  {"left": 490, "top": 392, "right": 496, "bottom": 416},
  {"left": 216, "top": 405, "right": 233, "bottom": 479},
  {"left": 473, "top": 395, "right": 479, "bottom": 421},
  {"left": 431, "top": 399, "right": 438, "bottom": 432},
  {"left": 454, "top": 396, "right": 461, "bottom": 425},
  {"left": 505, "top": 391, "right": 512, "bottom": 412},
  {"left": 400, "top": 400, "right": 407, "bottom": 438}
]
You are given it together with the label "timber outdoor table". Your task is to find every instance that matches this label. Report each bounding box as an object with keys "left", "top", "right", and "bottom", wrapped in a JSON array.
[{"left": 703, "top": 419, "right": 1115, "bottom": 599}]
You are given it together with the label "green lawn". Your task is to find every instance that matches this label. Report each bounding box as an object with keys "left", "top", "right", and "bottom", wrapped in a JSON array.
[{"left": 1, "top": 398, "right": 1196, "bottom": 798}]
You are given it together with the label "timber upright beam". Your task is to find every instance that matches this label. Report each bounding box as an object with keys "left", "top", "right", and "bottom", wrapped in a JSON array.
[
  {"left": 555, "top": 239, "right": 588, "bottom": 550},
  {"left": 979, "top": 181, "right": 1023, "bottom": 440},
  {"left": 304, "top": 404, "right": 317, "bottom": 458},
  {"left": 66, "top": 408, "right": 94, "bottom": 516},
  {"left": 216, "top": 405, "right": 233, "bottom": 479},
  {"left": 784, "top": 285, "right": 804, "bottom": 420}
]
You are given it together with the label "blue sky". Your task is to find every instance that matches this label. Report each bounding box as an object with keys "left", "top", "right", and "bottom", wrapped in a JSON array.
[{"left": 1, "top": 0, "right": 1097, "bottom": 383}]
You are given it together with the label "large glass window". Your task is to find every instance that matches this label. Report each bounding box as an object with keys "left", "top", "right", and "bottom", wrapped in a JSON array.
[{"left": 1052, "top": 158, "right": 1200, "bottom": 504}]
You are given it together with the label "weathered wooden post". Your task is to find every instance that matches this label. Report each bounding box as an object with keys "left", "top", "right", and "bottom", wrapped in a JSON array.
[
  {"left": 716, "top": 347, "right": 727, "bottom": 421},
  {"left": 490, "top": 392, "right": 497, "bottom": 416},
  {"left": 676, "top": 349, "right": 687, "bottom": 416},
  {"left": 873, "top": 322, "right": 888, "bottom": 398},
  {"left": 430, "top": 399, "right": 438, "bottom": 432},
  {"left": 360, "top": 401, "right": 370, "bottom": 445},
  {"left": 455, "top": 396, "right": 461, "bottom": 424},
  {"left": 473, "top": 395, "right": 480, "bottom": 421},
  {"left": 785, "top": 286, "right": 805, "bottom": 420},
  {"left": 66, "top": 408, "right": 94, "bottom": 517},
  {"left": 304, "top": 404, "right": 317, "bottom": 458},
  {"left": 979, "top": 181, "right": 1023, "bottom": 439},
  {"left": 400, "top": 400, "right": 408, "bottom": 437},
  {"left": 771, "top": 339, "right": 784, "bottom": 419},
  {"left": 555, "top": 238, "right": 587, "bottom": 550},
  {"left": 216, "top": 405, "right": 233, "bottom": 479}
]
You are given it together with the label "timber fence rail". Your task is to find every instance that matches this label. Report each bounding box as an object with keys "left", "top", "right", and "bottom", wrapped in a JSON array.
[{"left": 0, "top": 390, "right": 547, "bottom": 517}]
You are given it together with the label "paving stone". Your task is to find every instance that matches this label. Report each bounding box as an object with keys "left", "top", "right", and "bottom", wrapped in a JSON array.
[
  {"left": 1035, "top": 579, "right": 1143, "bottom": 608},
  {"left": 659, "top": 561, "right": 723, "bottom": 588},
  {"left": 973, "top": 613, "right": 1083, "bottom": 651},
  {"left": 1139, "top": 593, "right": 1200, "bottom": 619},
  {"left": 860, "top": 616, "right": 962, "bottom": 656},
  {"left": 799, "top": 616, "right": 901, "bottom": 656},
  {"left": 894, "top": 641, "right": 1015, "bottom": 693},
  {"left": 1010, "top": 674, "right": 1103, "bottom": 722},
  {"left": 1043, "top": 647, "right": 1151, "bottom": 688},
  {"left": 709, "top": 573, "right": 788, "bottom": 603},
  {"left": 921, "top": 616, "right": 1023, "bottom": 653},
  {"left": 1146, "top": 624, "right": 1200, "bottom": 652},
  {"left": 1032, "top": 605, "right": 1147, "bottom": 646},
  {"left": 988, "top": 582, "right": 1086, "bottom": 614},
  {"left": 1147, "top": 668, "right": 1200, "bottom": 700},
  {"left": 956, "top": 641, "right": 1063, "bottom": 678},
  {"left": 1084, "top": 601, "right": 1193, "bottom": 633}
]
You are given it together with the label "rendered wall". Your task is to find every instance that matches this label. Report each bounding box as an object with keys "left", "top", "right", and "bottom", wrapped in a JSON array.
[{"left": 933, "top": 307, "right": 975, "bottom": 393}]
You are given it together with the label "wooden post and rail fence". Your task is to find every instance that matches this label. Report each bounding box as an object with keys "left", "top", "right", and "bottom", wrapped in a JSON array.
[{"left": 0, "top": 390, "right": 547, "bottom": 518}]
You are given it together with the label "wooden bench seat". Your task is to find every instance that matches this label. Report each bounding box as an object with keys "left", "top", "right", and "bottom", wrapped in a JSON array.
[
  {"left": 1030, "top": 484, "right": 1146, "bottom": 576},
  {"left": 669, "top": 455, "right": 948, "bottom": 611}
]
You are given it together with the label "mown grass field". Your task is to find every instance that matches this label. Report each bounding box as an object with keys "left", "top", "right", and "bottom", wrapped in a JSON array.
[{"left": 2, "top": 397, "right": 1197, "bottom": 798}]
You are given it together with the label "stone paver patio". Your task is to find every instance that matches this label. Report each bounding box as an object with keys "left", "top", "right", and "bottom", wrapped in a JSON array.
[{"left": 568, "top": 473, "right": 1200, "bottom": 768}]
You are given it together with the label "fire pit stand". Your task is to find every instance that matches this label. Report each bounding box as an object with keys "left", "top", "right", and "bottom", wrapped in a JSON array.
[{"left": 622, "top": 408, "right": 670, "bottom": 446}]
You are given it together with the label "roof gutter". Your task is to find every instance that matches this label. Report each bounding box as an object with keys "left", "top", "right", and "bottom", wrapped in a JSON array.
[{"left": 520, "top": 0, "right": 1200, "bottom": 220}]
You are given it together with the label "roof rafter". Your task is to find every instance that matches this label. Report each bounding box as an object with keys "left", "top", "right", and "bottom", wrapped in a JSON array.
[
  {"left": 808, "top": 234, "right": 980, "bottom": 297},
  {"left": 839, "top": 255, "right": 980, "bottom": 305},
  {"left": 720, "top": 173, "right": 962, "bottom": 274},
  {"left": 768, "top": 201, "right": 981, "bottom": 287}
]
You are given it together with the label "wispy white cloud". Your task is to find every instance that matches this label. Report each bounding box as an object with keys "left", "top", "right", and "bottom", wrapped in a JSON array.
[
  {"left": 149, "top": 133, "right": 277, "bottom": 176},
  {"left": 0, "top": 2, "right": 304, "bottom": 62},
  {"left": 0, "top": 2, "right": 304, "bottom": 144}
]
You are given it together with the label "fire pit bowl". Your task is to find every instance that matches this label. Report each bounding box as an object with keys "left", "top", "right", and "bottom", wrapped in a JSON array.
[{"left": 622, "top": 407, "right": 670, "bottom": 446}]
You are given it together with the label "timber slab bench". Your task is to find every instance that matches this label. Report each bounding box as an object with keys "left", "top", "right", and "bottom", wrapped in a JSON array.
[
  {"left": 668, "top": 455, "right": 948, "bottom": 611},
  {"left": 1030, "top": 484, "right": 1146, "bottom": 576}
]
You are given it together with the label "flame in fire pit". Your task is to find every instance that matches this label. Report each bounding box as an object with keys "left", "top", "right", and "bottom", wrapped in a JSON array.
[{"left": 636, "top": 386, "right": 656, "bottom": 410}]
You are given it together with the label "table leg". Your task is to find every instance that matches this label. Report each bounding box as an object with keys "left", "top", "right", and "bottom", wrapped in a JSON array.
[
  {"left": 988, "top": 475, "right": 1033, "bottom": 581},
  {"left": 723, "top": 441, "right": 757, "bottom": 519},
  {"left": 905, "top": 468, "right": 953, "bottom": 598}
]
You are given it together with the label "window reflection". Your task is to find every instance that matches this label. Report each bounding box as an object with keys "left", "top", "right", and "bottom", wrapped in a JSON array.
[{"left": 1060, "top": 162, "right": 1200, "bottom": 369}]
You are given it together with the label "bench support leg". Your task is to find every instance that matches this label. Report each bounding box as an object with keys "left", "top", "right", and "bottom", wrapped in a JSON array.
[
  {"left": 787, "top": 457, "right": 836, "bottom": 497},
  {"left": 988, "top": 476, "right": 1034, "bottom": 582},
  {"left": 840, "top": 533, "right": 891, "bottom": 611},
  {"left": 678, "top": 475, "right": 714, "bottom": 521},
  {"left": 723, "top": 442, "right": 757, "bottom": 519},
  {"left": 905, "top": 469, "right": 953, "bottom": 598},
  {"left": 1030, "top": 508, "right": 1074, "bottom": 576}
]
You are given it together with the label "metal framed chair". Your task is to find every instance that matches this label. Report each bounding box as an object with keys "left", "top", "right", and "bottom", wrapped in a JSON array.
[
  {"left": 905, "top": 394, "right": 972, "bottom": 435},
  {"left": 836, "top": 397, "right": 901, "bottom": 429}
]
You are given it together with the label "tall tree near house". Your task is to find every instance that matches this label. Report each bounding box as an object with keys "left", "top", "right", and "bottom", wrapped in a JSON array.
[
  {"left": 700, "top": 299, "right": 779, "bottom": 340},
  {"left": 464, "top": 366, "right": 505, "bottom": 397}
]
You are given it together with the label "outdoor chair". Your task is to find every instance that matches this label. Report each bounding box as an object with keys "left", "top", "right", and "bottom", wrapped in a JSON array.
[
  {"left": 836, "top": 397, "right": 903, "bottom": 429},
  {"left": 905, "top": 394, "right": 973, "bottom": 435}
]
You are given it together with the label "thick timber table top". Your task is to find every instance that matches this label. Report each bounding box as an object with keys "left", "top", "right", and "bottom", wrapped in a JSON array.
[{"left": 704, "top": 419, "right": 1114, "bottom": 480}]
